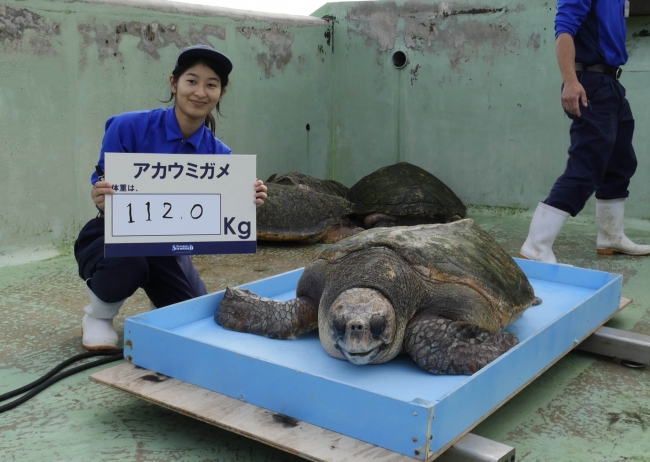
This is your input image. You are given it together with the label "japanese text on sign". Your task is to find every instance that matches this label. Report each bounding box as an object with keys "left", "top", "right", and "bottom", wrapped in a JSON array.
[{"left": 132, "top": 162, "right": 230, "bottom": 180}]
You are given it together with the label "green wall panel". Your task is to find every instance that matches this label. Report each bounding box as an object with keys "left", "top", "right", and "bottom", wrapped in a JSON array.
[
  {"left": 0, "top": 0, "right": 332, "bottom": 255},
  {"left": 1, "top": 0, "right": 649, "bottom": 255},
  {"left": 322, "top": 1, "right": 650, "bottom": 219}
]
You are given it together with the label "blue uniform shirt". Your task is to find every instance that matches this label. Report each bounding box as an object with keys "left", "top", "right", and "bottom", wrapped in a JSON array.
[
  {"left": 555, "top": 0, "right": 628, "bottom": 67},
  {"left": 91, "top": 107, "right": 232, "bottom": 185}
]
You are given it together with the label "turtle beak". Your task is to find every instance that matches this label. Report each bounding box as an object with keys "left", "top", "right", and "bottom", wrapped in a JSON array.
[
  {"left": 335, "top": 342, "right": 383, "bottom": 365},
  {"left": 331, "top": 314, "right": 389, "bottom": 365}
]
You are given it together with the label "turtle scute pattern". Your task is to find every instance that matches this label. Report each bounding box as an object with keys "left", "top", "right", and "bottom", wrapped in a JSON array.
[
  {"left": 256, "top": 183, "right": 362, "bottom": 243},
  {"left": 267, "top": 171, "right": 348, "bottom": 197},
  {"left": 318, "top": 219, "right": 535, "bottom": 322},
  {"left": 345, "top": 162, "right": 467, "bottom": 227}
]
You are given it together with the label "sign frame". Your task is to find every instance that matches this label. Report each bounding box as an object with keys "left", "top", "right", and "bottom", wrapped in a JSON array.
[{"left": 103, "top": 152, "right": 257, "bottom": 257}]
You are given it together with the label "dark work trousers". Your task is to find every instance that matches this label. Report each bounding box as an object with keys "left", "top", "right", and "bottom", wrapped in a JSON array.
[
  {"left": 545, "top": 71, "right": 637, "bottom": 216},
  {"left": 74, "top": 217, "right": 207, "bottom": 307}
]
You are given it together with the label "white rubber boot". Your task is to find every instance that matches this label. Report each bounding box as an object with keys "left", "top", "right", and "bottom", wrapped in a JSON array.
[
  {"left": 81, "top": 280, "right": 124, "bottom": 350},
  {"left": 596, "top": 199, "right": 650, "bottom": 256},
  {"left": 518, "top": 202, "right": 569, "bottom": 264}
]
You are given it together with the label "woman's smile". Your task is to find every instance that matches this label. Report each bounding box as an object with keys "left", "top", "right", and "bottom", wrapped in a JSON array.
[{"left": 170, "top": 62, "right": 223, "bottom": 137}]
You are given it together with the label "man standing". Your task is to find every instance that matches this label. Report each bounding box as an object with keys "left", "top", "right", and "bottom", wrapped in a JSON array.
[{"left": 519, "top": 0, "right": 650, "bottom": 263}]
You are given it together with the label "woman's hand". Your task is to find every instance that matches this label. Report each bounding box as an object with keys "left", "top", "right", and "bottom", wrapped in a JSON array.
[
  {"left": 91, "top": 181, "right": 114, "bottom": 211},
  {"left": 254, "top": 179, "right": 268, "bottom": 207}
]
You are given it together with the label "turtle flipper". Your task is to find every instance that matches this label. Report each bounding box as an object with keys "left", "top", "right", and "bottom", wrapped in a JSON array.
[
  {"left": 404, "top": 313, "right": 519, "bottom": 375},
  {"left": 216, "top": 288, "right": 318, "bottom": 339}
]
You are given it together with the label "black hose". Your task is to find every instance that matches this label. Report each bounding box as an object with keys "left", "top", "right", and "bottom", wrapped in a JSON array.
[{"left": 0, "top": 349, "right": 124, "bottom": 413}]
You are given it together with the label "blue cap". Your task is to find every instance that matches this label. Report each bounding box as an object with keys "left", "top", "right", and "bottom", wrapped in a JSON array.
[{"left": 175, "top": 45, "right": 233, "bottom": 75}]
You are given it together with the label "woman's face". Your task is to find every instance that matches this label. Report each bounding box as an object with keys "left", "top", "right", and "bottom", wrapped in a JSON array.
[{"left": 170, "top": 63, "right": 223, "bottom": 123}]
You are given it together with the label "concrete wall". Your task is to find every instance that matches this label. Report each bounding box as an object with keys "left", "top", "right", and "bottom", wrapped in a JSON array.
[
  {"left": 0, "top": 0, "right": 332, "bottom": 259},
  {"left": 315, "top": 0, "right": 650, "bottom": 219},
  {"left": 1, "top": 0, "right": 650, "bottom": 259}
]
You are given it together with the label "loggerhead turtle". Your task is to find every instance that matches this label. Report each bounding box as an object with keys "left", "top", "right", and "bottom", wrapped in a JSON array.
[
  {"left": 267, "top": 171, "right": 349, "bottom": 197},
  {"left": 346, "top": 162, "right": 467, "bottom": 228},
  {"left": 257, "top": 183, "right": 363, "bottom": 243},
  {"left": 216, "top": 219, "right": 539, "bottom": 375}
]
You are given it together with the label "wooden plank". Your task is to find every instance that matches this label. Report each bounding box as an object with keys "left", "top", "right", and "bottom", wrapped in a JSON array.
[
  {"left": 91, "top": 362, "right": 415, "bottom": 462},
  {"left": 620, "top": 296, "right": 633, "bottom": 309}
]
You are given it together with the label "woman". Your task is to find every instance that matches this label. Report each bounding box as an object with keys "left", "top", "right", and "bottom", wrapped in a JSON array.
[{"left": 75, "top": 45, "right": 267, "bottom": 350}]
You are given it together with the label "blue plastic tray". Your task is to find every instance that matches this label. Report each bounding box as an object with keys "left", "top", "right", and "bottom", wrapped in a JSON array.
[{"left": 124, "top": 259, "right": 622, "bottom": 460}]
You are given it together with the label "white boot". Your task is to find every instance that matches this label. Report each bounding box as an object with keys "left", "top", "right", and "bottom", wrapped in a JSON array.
[
  {"left": 81, "top": 280, "right": 124, "bottom": 350},
  {"left": 596, "top": 198, "right": 650, "bottom": 256},
  {"left": 518, "top": 202, "right": 569, "bottom": 264}
]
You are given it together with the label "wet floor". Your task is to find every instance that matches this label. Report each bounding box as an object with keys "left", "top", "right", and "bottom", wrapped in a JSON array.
[{"left": 1, "top": 213, "right": 649, "bottom": 461}]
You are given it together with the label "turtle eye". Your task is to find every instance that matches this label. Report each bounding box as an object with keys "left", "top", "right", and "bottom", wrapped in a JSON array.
[
  {"left": 370, "top": 315, "right": 386, "bottom": 337},
  {"left": 332, "top": 316, "right": 346, "bottom": 337}
]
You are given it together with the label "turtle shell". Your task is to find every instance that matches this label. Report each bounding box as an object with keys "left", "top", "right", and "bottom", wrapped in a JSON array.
[
  {"left": 316, "top": 219, "right": 534, "bottom": 315},
  {"left": 257, "top": 183, "right": 354, "bottom": 241},
  {"left": 346, "top": 162, "right": 466, "bottom": 220},
  {"left": 268, "top": 171, "right": 348, "bottom": 197}
]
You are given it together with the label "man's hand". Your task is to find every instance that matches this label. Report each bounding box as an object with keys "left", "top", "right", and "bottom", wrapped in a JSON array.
[
  {"left": 91, "top": 181, "right": 114, "bottom": 211},
  {"left": 561, "top": 80, "right": 588, "bottom": 117},
  {"left": 556, "top": 33, "right": 588, "bottom": 117}
]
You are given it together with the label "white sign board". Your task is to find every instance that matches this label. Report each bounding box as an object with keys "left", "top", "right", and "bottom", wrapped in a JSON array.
[{"left": 104, "top": 153, "right": 256, "bottom": 257}]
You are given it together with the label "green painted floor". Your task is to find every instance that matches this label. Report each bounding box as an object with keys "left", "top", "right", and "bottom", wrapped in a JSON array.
[{"left": 1, "top": 213, "right": 649, "bottom": 462}]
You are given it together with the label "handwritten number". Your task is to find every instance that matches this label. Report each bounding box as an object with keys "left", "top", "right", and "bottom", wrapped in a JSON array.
[
  {"left": 126, "top": 201, "right": 205, "bottom": 222},
  {"left": 163, "top": 202, "right": 173, "bottom": 219},
  {"left": 191, "top": 204, "right": 203, "bottom": 219}
]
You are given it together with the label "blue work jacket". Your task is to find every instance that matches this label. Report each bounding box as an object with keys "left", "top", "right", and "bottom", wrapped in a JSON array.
[
  {"left": 91, "top": 107, "right": 231, "bottom": 185},
  {"left": 555, "top": 0, "right": 628, "bottom": 67}
]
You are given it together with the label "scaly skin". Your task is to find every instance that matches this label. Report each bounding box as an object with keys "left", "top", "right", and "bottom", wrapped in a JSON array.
[
  {"left": 216, "top": 288, "right": 319, "bottom": 339},
  {"left": 404, "top": 311, "right": 519, "bottom": 375}
]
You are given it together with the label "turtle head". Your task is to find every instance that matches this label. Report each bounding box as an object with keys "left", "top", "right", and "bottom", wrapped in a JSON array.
[{"left": 319, "top": 288, "right": 399, "bottom": 365}]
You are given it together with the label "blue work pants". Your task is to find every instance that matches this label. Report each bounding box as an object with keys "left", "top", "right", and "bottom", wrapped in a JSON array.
[
  {"left": 74, "top": 217, "right": 207, "bottom": 307},
  {"left": 545, "top": 72, "right": 637, "bottom": 216}
]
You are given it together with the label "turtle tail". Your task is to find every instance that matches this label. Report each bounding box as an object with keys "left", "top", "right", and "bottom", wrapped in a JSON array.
[{"left": 404, "top": 315, "right": 519, "bottom": 375}]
